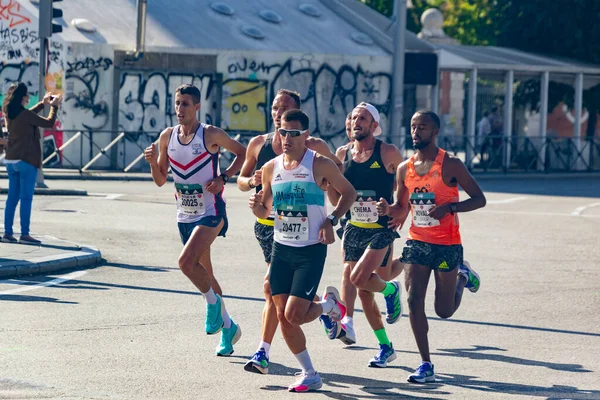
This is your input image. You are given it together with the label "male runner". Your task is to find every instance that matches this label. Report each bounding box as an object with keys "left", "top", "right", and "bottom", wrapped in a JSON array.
[
  {"left": 144, "top": 84, "right": 246, "bottom": 357},
  {"left": 323, "top": 102, "right": 405, "bottom": 368},
  {"left": 237, "top": 89, "right": 341, "bottom": 374},
  {"left": 249, "top": 109, "right": 355, "bottom": 392},
  {"left": 378, "top": 109, "right": 485, "bottom": 383}
]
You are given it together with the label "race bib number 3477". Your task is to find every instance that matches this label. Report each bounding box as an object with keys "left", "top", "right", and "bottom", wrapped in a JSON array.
[
  {"left": 175, "top": 183, "right": 206, "bottom": 216},
  {"left": 410, "top": 192, "right": 440, "bottom": 227},
  {"left": 275, "top": 204, "right": 309, "bottom": 242}
]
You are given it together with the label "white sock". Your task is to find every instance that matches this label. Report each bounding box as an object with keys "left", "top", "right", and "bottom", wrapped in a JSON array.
[
  {"left": 422, "top": 361, "right": 433, "bottom": 367},
  {"left": 319, "top": 297, "right": 334, "bottom": 315},
  {"left": 202, "top": 287, "right": 217, "bottom": 305},
  {"left": 294, "top": 349, "right": 315, "bottom": 374},
  {"left": 258, "top": 341, "right": 271, "bottom": 357},
  {"left": 221, "top": 301, "right": 232, "bottom": 329},
  {"left": 341, "top": 316, "right": 353, "bottom": 328}
]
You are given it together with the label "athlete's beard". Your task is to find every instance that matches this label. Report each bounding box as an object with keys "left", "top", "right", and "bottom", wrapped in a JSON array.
[
  {"left": 353, "top": 131, "right": 369, "bottom": 141},
  {"left": 413, "top": 138, "right": 431, "bottom": 150}
]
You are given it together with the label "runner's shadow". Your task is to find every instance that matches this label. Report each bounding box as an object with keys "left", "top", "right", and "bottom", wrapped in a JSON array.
[
  {"left": 0, "top": 294, "right": 78, "bottom": 304},
  {"left": 436, "top": 345, "right": 593, "bottom": 373},
  {"left": 434, "top": 372, "right": 600, "bottom": 398},
  {"left": 261, "top": 362, "right": 450, "bottom": 399},
  {"left": 102, "top": 261, "right": 178, "bottom": 272}
]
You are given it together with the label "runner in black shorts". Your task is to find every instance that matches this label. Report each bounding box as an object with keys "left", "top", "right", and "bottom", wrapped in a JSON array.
[
  {"left": 237, "top": 89, "right": 341, "bottom": 374},
  {"left": 379, "top": 109, "right": 485, "bottom": 383},
  {"left": 323, "top": 102, "right": 406, "bottom": 369},
  {"left": 249, "top": 109, "right": 355, "bottom": 392}
]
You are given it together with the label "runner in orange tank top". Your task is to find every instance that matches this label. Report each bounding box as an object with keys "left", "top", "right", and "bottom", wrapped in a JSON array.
[{"left": 376, "top": 110, "right": 487, "bottom": 384}]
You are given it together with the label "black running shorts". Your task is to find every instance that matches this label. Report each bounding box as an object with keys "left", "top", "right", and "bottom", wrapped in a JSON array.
[
  {"left": 254, "top": 221, "right": 274, "bottom": 263},
  {"left": 400, "top": 239, "right": 463, "bottom": 271},
  {"left": 342, "top": 223, "right": 396, "bottom": 266},
  {"left": 269, "top": 242, "right": 327, "bottom": 301}
]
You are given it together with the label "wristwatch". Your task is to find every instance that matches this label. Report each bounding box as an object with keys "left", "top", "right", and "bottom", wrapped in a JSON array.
[
  {"left": 248, "top": 178, "right": 256, "bottom": 189},
  {"left": 327, "top": 214, "right": 339, "bottom": 226},
  {"left": 449, "top": 203, "right": 458, "bottom": 215},
  {"left": 220, "top": 173, "right": 230, "bottom": 183}
]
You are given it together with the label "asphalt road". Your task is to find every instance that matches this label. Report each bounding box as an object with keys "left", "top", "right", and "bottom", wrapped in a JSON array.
[{"left": 1, "top": 177, "right": 599, "bottom": 400}]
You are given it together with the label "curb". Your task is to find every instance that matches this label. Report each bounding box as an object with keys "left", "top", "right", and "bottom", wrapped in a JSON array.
[
  {"left": 0, "top": 188, "right": 88, "bottom": 196},
  {"left": 0, "top": 245, "right": 102, "bottom": 279}
]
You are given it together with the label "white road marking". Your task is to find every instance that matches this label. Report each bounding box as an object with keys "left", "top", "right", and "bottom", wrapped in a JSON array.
[
  {"left": 0, "top": 271, "right": 88, "bottom": 295},
  {"left": 88, "top": 192, "right": 124, "bottom": 200},
  {"left": 571, "top": 202, "right": 600, "bottom": 216},
  {"left": 487, "top": 197, "right": 527, "bottom": 204}
]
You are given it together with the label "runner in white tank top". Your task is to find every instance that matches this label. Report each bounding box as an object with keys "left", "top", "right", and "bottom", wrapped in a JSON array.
[
  {"left": 249, "top": 109, "right": 356, "bottom": 392},
  {"left": 144, "top": 84, "right": 247, "bottom": 357}
]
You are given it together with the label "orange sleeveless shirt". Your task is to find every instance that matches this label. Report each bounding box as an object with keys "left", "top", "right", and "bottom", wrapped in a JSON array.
[{"left": 405, "top": 149, "right": 461, "bottom": 245}]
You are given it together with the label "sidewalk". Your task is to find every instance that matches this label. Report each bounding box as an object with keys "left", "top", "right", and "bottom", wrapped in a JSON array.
[{"left": 0, "top": 235, "right": 101, "bottom": 279}]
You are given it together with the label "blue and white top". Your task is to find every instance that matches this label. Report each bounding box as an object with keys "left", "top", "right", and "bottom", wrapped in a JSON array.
[
  {"left": 271, "top": 149, "right": 326, "bottom": 247},
  {"left": 167, "top": 124, "right": 225, "bottom": 223}
]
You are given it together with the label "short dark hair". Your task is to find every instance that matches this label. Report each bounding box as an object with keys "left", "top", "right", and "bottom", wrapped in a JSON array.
[
  {"left": 176, "top": 84, "right": 201, "bottom": 105},
  {"left": 282, "top": 109, "right": 309, "bottom": 130},
  {"left": 276, "top": 88, "right": 301, "bottom": 108},
  {"left": 414, "top": 109, "right": 440, "bottom": 129}
]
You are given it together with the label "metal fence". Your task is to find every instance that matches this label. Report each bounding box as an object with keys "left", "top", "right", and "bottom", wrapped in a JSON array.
[{"left": 4, "top": 128, "right": 598, "bottom": 174}]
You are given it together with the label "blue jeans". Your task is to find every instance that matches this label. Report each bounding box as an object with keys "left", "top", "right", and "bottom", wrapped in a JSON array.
[{"left": 5, "top": 161, "right": 38, "bottom": 236}]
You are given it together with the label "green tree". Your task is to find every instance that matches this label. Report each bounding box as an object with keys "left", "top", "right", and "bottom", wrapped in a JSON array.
[{"left": 364, "top": 0, "right": 600, "bottom": 136}]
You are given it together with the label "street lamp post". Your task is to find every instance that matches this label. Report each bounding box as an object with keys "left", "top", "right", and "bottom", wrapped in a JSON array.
[{"left": 390, "top": 0, "right": 407, "bottom": 156}]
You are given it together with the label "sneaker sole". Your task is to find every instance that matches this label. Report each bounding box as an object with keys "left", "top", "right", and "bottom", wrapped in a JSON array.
[
  {"left": 244, "top": 361, "right": 268, "bottom": 375},
  {"left": 368, "top": 351, "right": 397, "bottom": 368},
  {"left": 386, "top": 281, "right": 402, "bottom": 324},
  {"left": 408, "top": 374, "right": 435, "bottom": 384},
  {"left": 338, "top": 328, "right": 356, "bottom": 345},
  {"left": 464, "top": 262, "right": 481, "bottom": 293},
  {"left": 288, "top": 381, "right": 323, "bottom": 392},
  {"left": 216, "top": 323, "right": 242, "bottom": 357},
  {"left": 324, "top": 286, "right": 347, "bottom": 322}
]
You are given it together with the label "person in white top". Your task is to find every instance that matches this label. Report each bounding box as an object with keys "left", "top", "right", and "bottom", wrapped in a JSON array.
[
  {"left": 144, "top": 84, "right": 246, "bottom": 357},
  {"left": 249, "top": 109, "right": 356, "bottom": 392}
]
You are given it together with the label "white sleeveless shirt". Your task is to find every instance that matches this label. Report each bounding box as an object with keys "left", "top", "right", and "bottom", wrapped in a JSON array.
[
  {"left": 271, "top": 149, "right": 327, "bottom": 247},
  {"left": 168, "top": 124, "right": 225, "bottom": 223}
]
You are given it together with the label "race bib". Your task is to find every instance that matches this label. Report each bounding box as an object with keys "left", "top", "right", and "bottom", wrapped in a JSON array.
[
  {"left": 175, "top": 183, "right": 206, "bottom": 216},
  {"left": 350, "top": 190, "right": 379, "bottom": 223},
  {"left": 410, "top": 192, "right": 440, "bottom": 227},
  {"left": 275, "top": 204, "right": 309, "bottom": 242}
]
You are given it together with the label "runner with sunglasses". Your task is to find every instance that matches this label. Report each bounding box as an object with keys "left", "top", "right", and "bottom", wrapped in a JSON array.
[
  {"left": 237, "top": 89, "right": 341, "bottom": 375},
  {"left": 249, "top": 109, "right": 355, "bottom": 392}
]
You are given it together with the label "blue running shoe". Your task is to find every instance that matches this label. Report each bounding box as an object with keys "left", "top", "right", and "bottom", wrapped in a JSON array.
[
  {"left": 368, "top": 343, "right": 397, "bottom": 368},
  {"left": 216, "top": 319, "right": 242, "bottom": 356},
  {"left": 244, "top": 349, "right": 269, "bottom": 374},
  {"left": 319, "top": 314, "right": 340, "bottom": 340},
  {"left": 408, "top": 362, "right": 435, "bottom": 383},
  {"left": 384, "top": 280, "right": 402, "bottom": 324},
  {"left": 459, "top": 261, "right": 481, "bottom": 293},
  {"left": 205, "top": 295, "right": 224, "bottom": 335}
]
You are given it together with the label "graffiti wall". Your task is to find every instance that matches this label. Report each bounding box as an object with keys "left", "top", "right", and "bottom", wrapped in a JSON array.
[
  {"left": 1, "top": 0, "right": 65, "bottom": 164},
  {"left": 220, "top": 51, "right": 392, "bottom": 150}
]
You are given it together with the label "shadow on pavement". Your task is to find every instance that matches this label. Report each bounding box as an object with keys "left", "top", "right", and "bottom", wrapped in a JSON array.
[
  {"left": 0, "top": 294, "right": 77, "bottom": 304},
  {"left": 255, "top": 359, "right": 598, "bottom": 399},
  {"left": 435, "top": 345, "right": 593, "bottom": 373}
]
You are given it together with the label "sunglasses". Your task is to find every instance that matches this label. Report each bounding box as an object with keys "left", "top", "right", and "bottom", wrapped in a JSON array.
[{"left": 278, "top": 128, "right": 308, "bottom": 138}]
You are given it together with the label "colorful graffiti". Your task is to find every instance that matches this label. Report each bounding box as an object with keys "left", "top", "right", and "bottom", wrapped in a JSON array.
[
  {"left": 64, "top": 56, "right": 113, "bottom": 130},
  {"left": 118, "top": 72, "right": 216, "bottom": 135},
  {"left": 0, "top": 0, "right": 30, "bottom": 29},
  {"left": 222, "top": 57, "right": 392, "bottom": 145}
]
